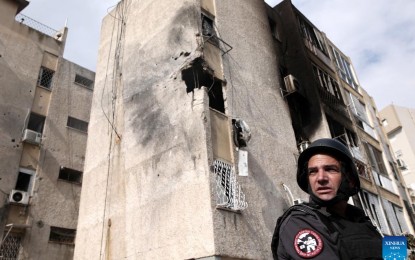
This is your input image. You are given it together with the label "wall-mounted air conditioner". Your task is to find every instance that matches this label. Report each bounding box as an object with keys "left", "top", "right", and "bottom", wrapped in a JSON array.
[
  {"left": 283, "top": 74, "right": 300, "bottom": 95},
  {"left": 22, "top": 129, "right": 42, "bottom": 145},
  {"left": 9, "top": 190, "right": 29, "bottom": 205},
  {"left": 397, "top": 159, "right": 407, "bottom": 169}
]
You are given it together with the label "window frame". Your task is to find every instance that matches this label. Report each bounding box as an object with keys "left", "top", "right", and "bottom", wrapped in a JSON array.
[
  {"left": 37, "top": 66, "right": 55, "bottom": 89},
  {"left": 66, "top": 116, "right": 89, "bottom": 133},
  {"left": 58, "top": 167, "right": 82, "bottom": 185},
  {"left": 74, "top": 74, "right": 94, "bottom": 90},
  {"left": 48, "top": 226, "right": 76, "bottom": 245}
]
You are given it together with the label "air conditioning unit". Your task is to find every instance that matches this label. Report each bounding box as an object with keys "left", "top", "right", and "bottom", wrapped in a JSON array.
[
  {"left": 22, "top": 129, "right": 42, "bottom": 145},
  {"left": 283, "top": 74, "right": 300, "bottom": 95},
  {"left": 9, "top": 190, "right": 29, "bottom": 205},
  {"left": 397, "top": 158, "right": 407, "bottom": 169}
]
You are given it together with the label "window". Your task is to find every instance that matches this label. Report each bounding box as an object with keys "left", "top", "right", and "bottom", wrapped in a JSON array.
[
  {"left": 200, "top": 12, "right": 232, "bottom": 55},
  {"left": 362, "top": 191, "right": 389, "bottom": 235},
  {"left": 298, "top": 17, "right": 327, "bottom": 55},
  {"left": 312, "top": 65, "right": 343, "bottom": 102},
  {"left": 58, "top": 167, "right": 82, "bottom": 184},
  {"left": 326, "top": 116, "right": 358, "bottom": 147},
  {"left": 67, "top": 116, "right": 88, "bottom": 133},
  {"left": 201, "top": 13, "right": 216, "bottom": 38},
  {"left": 0, "top": 234, "right": 22, "bottom": 259},
  {"left": 330, "top": 47, "right": 358, "bottom": 89},
  {"left": 346, "top": 93, "right": 375, "bottom": 137},
  {"left": 15, "top": 172, "right": 31, "bottom": 191},
  {"left": 49, "top": 226, "right": 76, "bottom": 244},
  {"left": 27, "top": 113, "right": 45, "bottom": 133},
  {"left": 355, "top": 160, "right": 370, "bottom": 179},
  {"left": 37, "top": 66, "right": 55, "bottom": 89},
  {"left": 15, "top": 168, "right": 35, "bottom": 193},
  {"left": 74, "top": 74, "right": 94, "bottom": 90},
  {"left": 382, "top": 199, "right": 409, "bottom": 235},
  {"left": 201, "top": 13, "right": 220, "bottom": 47},
  {"left": 364, "top": 143, "right": 388, "bottom": 175}
]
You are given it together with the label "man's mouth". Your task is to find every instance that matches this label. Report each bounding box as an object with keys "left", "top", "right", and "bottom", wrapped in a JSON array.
[{"left": 316, "top": 187, "right": 332, "bottom": 194}]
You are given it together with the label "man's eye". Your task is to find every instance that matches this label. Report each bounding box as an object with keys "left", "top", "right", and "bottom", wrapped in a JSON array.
[
  {"left": 307, "top": 170, "right": 317, "bottom": 175},
  {"left": 326, "top": 167, "right": 339, "bottom": 173}
]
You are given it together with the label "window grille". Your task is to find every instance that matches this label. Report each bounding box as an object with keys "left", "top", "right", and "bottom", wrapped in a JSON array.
[
  {"left": 67, "top": 116, "right": 88, "bottom": 133},
  {"left": 49, "top": 227, "right": 76, "bottom": 245},
  {"left": 0, "top": 234, "right": 22, "bottom": 260},
  {"left": 59, "top": 167, "right": 82, "bottom": 184},
  {"left": 37, "top": 66, "right": 55, "bottom": 89},
  {"left": 74, "top": 74, "right": 94, "bottom": 90},
  {"left": 213, "top": 159, "right": 247, "bottom": 211}
]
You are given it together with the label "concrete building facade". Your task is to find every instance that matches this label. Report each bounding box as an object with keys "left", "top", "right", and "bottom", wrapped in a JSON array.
[
  {"left": 75, "top": 0, "right": 301, "bottom": 259},
  {"left": 381, "top": 105, "right": 415, "bottom": 204},
  {"left": 0, "top": 0, "right": 94, "bottom": 258},
  {"left": 74, "top": 0, "right": 414, "bottom": 259}
]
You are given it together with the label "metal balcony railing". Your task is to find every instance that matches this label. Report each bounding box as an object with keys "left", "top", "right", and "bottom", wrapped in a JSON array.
[{"left": 15, "top": 13, "right": 59, "bottom": 37}]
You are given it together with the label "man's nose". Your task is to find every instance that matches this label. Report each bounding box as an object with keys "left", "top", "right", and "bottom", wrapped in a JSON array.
[{"left": 316, "top": 169, "right": 328, "bottom": 181}]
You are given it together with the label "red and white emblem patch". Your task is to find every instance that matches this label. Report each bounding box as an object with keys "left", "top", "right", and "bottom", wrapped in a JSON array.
[{"left": 294, "top": 229, "right": 323, "bottom": 258}]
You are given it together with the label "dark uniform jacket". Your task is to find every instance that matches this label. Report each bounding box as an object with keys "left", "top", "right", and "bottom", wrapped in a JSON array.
[{"left": 271, "top": 202, "right": 383, "bottom": 259}]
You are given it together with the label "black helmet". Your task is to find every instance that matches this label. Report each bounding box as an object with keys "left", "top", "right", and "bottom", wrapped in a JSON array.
[{"left": 297, "top": 138, "right": 360, "bottom": 196}]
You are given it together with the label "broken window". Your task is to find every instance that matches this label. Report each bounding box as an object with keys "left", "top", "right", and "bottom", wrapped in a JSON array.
[
  {"left": 326, "top": 116, "right": 358, "bottom": 147},
  {"left": 67, "top": 116, "right": 89, "bottom": 133},
  {"left": 74, "top": 74, "right": 94, "bottom": 90},
  {"left": 59, "top": 167, "right": 82, "bottom": 184},
  {"left": 27, "top": 113, "right": 45, "bottom": 133},
  {"left": 49, "top": 226, "right": 76, "bottom": 245},
  {"left": 355, "top": 160, "right": 370, "bottom": 179},
  {"left": 181, "top": 58, "right": 225, "bottom": 113},
  {"left": 312, "top": 65, "right": 343, "bottom": 102},
  {"left": 200, "top": 12, "right": 232, "bottom": 55},
  {"left": 298, "top": 17, "right": 327, "bottom": 55},
  {"left": 37, "top": 66, "right": 55, "bottom": 89}
]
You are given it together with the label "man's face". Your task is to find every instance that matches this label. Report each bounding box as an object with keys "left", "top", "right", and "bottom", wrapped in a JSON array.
[{"left": 307, "top": 154, "right": 342, "bottom": 201}]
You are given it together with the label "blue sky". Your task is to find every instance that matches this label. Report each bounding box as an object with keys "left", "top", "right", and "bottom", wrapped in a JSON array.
[{"left": 22, "top": 0, "right": 415, "bottom": 110}]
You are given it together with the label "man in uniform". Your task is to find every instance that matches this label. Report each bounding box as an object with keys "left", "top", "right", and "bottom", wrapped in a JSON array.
[{"left": 271, "top": 138, "right": 383, "bottom": 259}]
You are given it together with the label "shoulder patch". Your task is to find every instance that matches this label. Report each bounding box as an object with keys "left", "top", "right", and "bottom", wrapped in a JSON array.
[{"left": 294, "top": 229, "right": 323, "bottom": 258}]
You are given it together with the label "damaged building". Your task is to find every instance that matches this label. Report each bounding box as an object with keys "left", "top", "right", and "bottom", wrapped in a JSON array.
[
  {"left": 0, "top": 0, "right": 94, "bottom": 259},
  {"left": 72, "top": 0, "right": 414, "bottom": 259}
]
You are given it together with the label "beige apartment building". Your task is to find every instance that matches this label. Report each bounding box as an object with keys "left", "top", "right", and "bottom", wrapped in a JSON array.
[
  {"left": 74, "top": 0, "right": 414, "bottom": 259},
  {"left": 381, "top": 105, "right": 415, "bottom": 204},
  {"left": 0, "top": 0, "right": 94, "bottom": 259}
]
